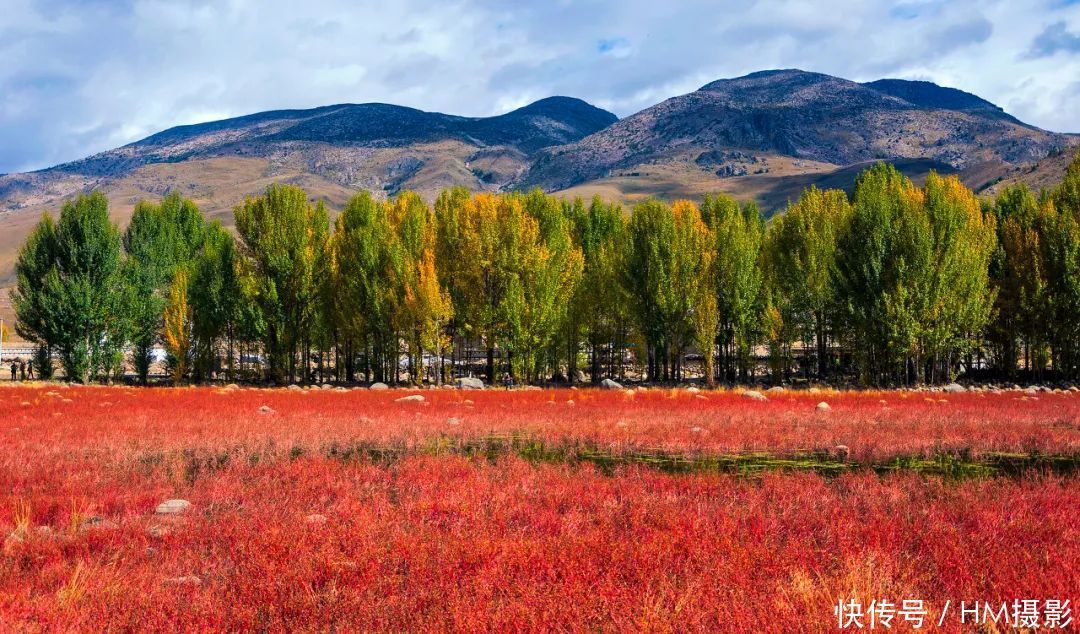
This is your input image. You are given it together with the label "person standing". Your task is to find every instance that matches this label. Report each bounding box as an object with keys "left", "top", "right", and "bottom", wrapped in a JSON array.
[
  {"left": 26, "top": 360, "right": 34, "bottom": 381},
  {"left": 19, "top": 360, "right": 26, "bottom": 381},
  {"left": 9, "top": 361, "right": 16, "bottom": 382}
]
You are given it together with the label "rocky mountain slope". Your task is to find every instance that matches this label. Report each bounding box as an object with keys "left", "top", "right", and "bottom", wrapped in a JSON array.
[
  {"left": 519, "top": 70, "right": 1073, "bottom": 195},
  {"left": 0, "top": 96, "right": 618, "bottom": 211}
]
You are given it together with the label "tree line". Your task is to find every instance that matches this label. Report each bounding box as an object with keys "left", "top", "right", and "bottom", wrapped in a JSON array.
[{"left": 11, "top": 154, "right": 1080, "bottom": 387}]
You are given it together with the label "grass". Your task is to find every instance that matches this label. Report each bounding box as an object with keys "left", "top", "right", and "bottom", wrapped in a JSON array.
[{"left": 0, "top": 384, "right": 1076, "bottom": 631}]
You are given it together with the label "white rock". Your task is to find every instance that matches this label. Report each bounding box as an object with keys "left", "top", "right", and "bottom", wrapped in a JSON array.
[
  {"left": 686, "top": 386, "right": 701, "bottom": 393},
  {"left": 155, "top": 499, "right": 191, "bottom": 515},
  {"left": 600, "top": 378, "right": 623, "bottom": 390},
  {"left": 943, "top": 382, "right": 965, "bottom": 393},
  {"left": 816, "top": 402, "right": 831, "bottom": 411},
  {"left": 369, "top": 382, "right": 389, "bottom": 390},
  {"left": 454, "top": 377, "right": 485, "bottom": 390},
  {"left": 766, "top": 386, "right": 785, "bottom": 393},
  {"left": 395, "top": 394, "right": 425, "bottom": 403},
  {"left": 742, "top": 390, "right": 767, "bottom": 402}
]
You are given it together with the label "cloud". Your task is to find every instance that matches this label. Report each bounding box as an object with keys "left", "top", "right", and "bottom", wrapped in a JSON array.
[
  {"left": 1, "top": 0, "right": 1079, "bottom": 174},
  {"left": 1027, "top": 21, "right": 1080, "bottom": 57}
]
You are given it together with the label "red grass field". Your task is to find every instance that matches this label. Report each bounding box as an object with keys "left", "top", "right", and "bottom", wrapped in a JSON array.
[{"left": 0, "top": 384, "right": 1077, "bottom": 631}]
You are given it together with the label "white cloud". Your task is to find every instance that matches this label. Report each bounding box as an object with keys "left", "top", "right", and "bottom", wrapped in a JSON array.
[{"left": 1, "top": 0, "right": 1078, "bottom": 173}]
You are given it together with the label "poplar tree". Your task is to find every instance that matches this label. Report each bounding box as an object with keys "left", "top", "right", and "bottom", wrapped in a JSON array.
[
  {"left": 13, "top": 192, "right": 127, "bottom": 383},
  {"left": 763, "top": 187, "right": 849, "bottom": 379},
  {"left": 234, "top": 184, "right": 329, "bottom": 383},
  {"left": 123, "top": 192, "right": 206, "bottom": 383},
  {"left": 703, "top": 194, "right": 765, "bottom": 382},
  {"left": 835, "top": 163, "right": 928, "bottom": 385},
  {"left": 569, "top": 195, "right": 629, "bottom": 383},
  {"left": 162, "top": 268, "right": 193, "bottom": 385}
]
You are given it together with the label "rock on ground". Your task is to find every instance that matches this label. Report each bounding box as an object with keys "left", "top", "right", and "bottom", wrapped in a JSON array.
[
  {"left": 742, "top": 390, "right": 767, "bottom": 402},
  {"left": 600, "top": 378, "right": 623, "bottom": 390},
  {"left": 944, "top": 382, "right": 966, "bottom": 393},
  {"left": 817, "top": 402, "right": 831, "bottom": 411},
  {"left": 395, "top": 394, "right": 425, "bottom": 403},
  {"left": 155, "top": 499, "right": 192, "bottom": 515},
  {"left": 455, "top": 377, "right": 484, "bottom": 390},
  {"left": 369, "top": 382, "right": 389, "bottom": 390}
]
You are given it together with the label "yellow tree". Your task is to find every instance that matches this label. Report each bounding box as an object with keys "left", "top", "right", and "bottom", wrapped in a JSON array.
[
  {"left": 403, "top": 248, "right": 453, "bottom": 384},
  {"left": 162, "top": 269, "right": 193, "bottom": 385}
]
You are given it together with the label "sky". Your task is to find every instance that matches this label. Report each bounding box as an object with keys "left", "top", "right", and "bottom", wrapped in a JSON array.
[{"left": 2, "top": 0, "right": 1079, "bottom": 174}]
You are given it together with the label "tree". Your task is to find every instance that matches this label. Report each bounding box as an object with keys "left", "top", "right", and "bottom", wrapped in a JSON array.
[
  {"left": 835, "top": 163, "right": 929, "bottom": 385},
  {"left": 11, "top": 213, "right": 59, "bottom": 377},
  {"left": 234, "top": 184, "right": 329, "bottom": 383},
  {"left": 162, "top": 268, "right": 193, "bottom": 385},
  {"left": 919, "top": 172, "right": 997, "bottom": 382},
  {"left": 568, "top": 196, "right": 629, "bottom": 383},
  {"left": 330, "top": 191, "right": 397, "bottom": 383},
  {"left": 188, "top": 222, "right": 242, "bottom": 381},
  {"left": 703, "top": 194, "right": 765, "bottom": 382},
  {"left": 390, "top": 192, "right": 453, "bottom": 385},
  {"left": 763, "top": 187, "right": 850, "bottom": 380},
  {"left": 625, "top": 199, "right": 713, "bottom": 382},
  {"left": 13, "top": 192, "right": 128, "bottom": 383},
  {"left": 123, "top": 192, "right": 207, "bottom": 383}
]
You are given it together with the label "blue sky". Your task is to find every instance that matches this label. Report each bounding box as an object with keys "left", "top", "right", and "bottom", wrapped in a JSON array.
[{"left": 2, "top": 0, "right": 1079, "bottom": 174}]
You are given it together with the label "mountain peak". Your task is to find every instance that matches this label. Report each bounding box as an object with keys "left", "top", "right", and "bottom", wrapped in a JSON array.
[{"left": 862, "top": 78, "right": 1006, "bottom": 114}]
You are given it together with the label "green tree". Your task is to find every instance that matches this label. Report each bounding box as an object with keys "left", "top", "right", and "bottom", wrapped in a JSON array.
[
  {"left": 13, "top": 192, "right": 128, "bottom": 383},
  {"left": 625, "top": 199, "right": 713, "bottom": 382},
  {"left": 763, "top": 187, "right": 850, "bottom": 380},
  {"left": 188, "top": 222, "right": 242, "bottom": 381},
  {"left": 123, "top": 192, "right": 207, "bottom": 383},
  {"left": 568, "top": 195, "right": 629, "bottom": 383},
  {"left": 234, "top": 184, "right": 329, "bottom": 383},
  {"left": 835, "top": 163, "right": 929, "bottom": 385},
  {"left": 11, "top": 214, "right": 59, "bottom": 378},
  {"left": 702, "top": 194, "right": 765, "bottom": 382}
]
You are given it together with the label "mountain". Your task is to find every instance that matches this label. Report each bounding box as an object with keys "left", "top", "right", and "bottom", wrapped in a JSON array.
[
  {"left": 2, "top": 69, "right": 1079, "bottom": 295},
  {"left": 520, "top": 70, "right": 1075, "bottom": 205},
  {"left": 0, "top": 96, "right": 617, "bottom": 213}
]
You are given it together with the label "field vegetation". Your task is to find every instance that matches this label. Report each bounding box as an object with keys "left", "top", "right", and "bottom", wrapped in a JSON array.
[{"left": 0, "top": 384, "right": 1076, "bottom": 631}]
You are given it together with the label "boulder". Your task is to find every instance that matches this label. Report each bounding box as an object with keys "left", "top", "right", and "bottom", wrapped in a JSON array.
[
  {"left": 686, "top": 386, "right": 700, "bottom": 393},
  {"left": 287, "top": 384, "right": 302, "bottom": 391},
  {"left": 766, "top": 386, "right": 785, "bottom": 393},
  {"left": 454, "top": 377, "right": 485, "bottom": 390},
  {"left": 600, "top": 378, "right": 623, "bottom": 390},
  {"left": 155, "top": 499, "right": 191, "bottom": 516},
  {"left": 395, "top": 394, "right": 425, "bottom": 403},
  {"left": 369, "top": 382, "right": 389, "bottom": 391},
  {"left": 741, "top": 390, "right": 767, "bottom": 402},
  {"left": 816, "top": 402, "right": 831, "bottom": 412},
  {"left": 943, "top": 383, "right": 965, "bottom": 393},
  {"left": 575, "top": 371, "right": 588, "bottom": 384}
]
